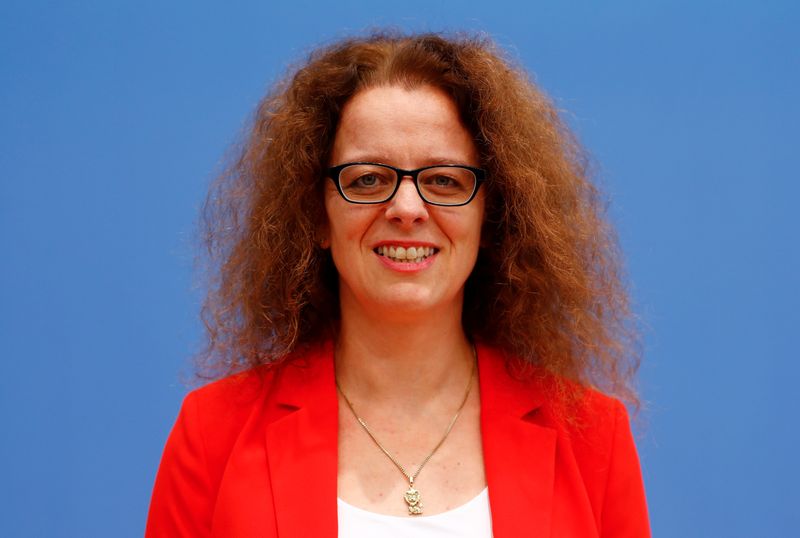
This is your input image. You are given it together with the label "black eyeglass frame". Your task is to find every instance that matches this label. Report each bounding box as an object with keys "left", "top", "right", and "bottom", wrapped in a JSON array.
[{"left": 327, "top": 162, "right": 487, "bottom": 207}]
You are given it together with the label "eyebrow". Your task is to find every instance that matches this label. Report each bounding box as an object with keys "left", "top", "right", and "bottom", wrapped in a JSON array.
[{"left": 335, "top": 155, "right": 472, "bottom": 166}]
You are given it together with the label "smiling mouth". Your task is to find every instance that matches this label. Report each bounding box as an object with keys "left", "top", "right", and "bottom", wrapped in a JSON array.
[{"left": 374, "top": 245, "right": 438, "bottom": 263}]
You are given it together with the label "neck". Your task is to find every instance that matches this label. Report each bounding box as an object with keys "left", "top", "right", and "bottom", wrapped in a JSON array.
[{"left": 334, "top": 296, "right": 474, "bottom": 408}]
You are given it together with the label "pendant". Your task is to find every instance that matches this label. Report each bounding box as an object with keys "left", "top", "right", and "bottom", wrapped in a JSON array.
[{"left": 404, "top": 485, "right": 423, "bottom": 515}]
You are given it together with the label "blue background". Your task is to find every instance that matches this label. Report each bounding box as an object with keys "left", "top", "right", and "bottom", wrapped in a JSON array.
[{"left": 1, "top": 1, "right": 797, "bottom": 536}]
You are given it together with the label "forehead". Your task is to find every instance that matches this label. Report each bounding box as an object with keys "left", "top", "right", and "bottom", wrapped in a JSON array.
[{"left": 331, "top": 84, "right": 478, "bottom": 166}]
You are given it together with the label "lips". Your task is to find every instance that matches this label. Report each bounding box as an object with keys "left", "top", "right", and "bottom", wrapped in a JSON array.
[{"left": 374, "top": 245, "right": 438, "bottom": 263}]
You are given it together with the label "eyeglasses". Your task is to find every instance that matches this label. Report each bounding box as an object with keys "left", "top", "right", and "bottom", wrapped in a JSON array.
[{"left": 327, "top": 162, "right": 486, "bottom": 206}]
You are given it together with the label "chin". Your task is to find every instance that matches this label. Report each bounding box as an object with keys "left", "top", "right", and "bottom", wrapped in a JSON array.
[
  {"left": 373, "top": 293, "right": 431, "bottom": 312},
  {"left": 340, "top": 280, "right": 462, "bottom": 320},
  {"left": 370, "top": 287, "right": 459, "bottom": 318}
]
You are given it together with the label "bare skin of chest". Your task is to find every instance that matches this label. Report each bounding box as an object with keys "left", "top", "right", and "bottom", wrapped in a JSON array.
[{"left": 336, "top": 389, "right": 486, "bottom": 516}]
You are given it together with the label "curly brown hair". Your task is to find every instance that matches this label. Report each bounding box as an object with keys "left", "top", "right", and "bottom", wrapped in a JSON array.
[{"left": 198, "top": 31, "right": 640, "bottom": 406}]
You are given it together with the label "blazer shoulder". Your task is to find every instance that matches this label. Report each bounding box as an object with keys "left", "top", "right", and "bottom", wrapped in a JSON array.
[
  {"left": 532, "top": 379, "right": 648, "bottom": 535},
  {"left": 147, "top": 364, "right": 288, "bottom": 537},
  {"left": 179, "top": 365, "right": 284, "bottom": 464},
  {"left": 573, "top": 386, "right": 627, "bottom": 431},
  {"left": 477, "top": 345, "right": 648, "bottom": 535},
  {"left": 481, "top": 343, "right": 623, "bottom": 431},
  {"left": 567, "top": 388, "right": 649, "bottom": 536},
  {"left": 180, "top": 342, "right": 334, "bottom": 465},
  {"left": 188, "top": 340, "right": 334, "bottom": 412},
  {"left": 487, "top": 352, "right": 633, "bottom": 471},
  {"left": 537, "top": 379, "right": 630, "bottom": 457},
  {"left": 189, "top": 365, "right": 279, "bottom": 412}
]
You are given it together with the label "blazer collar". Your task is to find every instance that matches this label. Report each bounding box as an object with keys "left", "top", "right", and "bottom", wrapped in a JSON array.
[
  {"left": 265, "top": 340, "right": 339, "bottom": 537},
  {"left": 260, "top": 341, "right": 557, "bottom": 538},
  {"left": 477, "top": 343, "right": 557, "bottom": 538}
]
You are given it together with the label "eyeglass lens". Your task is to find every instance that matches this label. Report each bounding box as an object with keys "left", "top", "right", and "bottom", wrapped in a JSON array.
[{"left": 338, "top": 164, "right": 477, "bottom": 204}]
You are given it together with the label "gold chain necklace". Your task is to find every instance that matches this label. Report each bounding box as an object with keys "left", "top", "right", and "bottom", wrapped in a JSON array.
[{"left": 335, "top": 354, "right": 476, "bottom": 516}]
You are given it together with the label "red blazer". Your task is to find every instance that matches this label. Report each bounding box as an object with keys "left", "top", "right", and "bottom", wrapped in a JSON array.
[{"left": 146, "top": 342, "right": 650, "bottom": 537}]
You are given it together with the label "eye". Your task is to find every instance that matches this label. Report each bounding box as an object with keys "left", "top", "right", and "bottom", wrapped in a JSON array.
[
  {"left": 339, "top": 165, "right": 396, "bottom": 195},
  {"left": 431, "top": 175, "right": 456, "bottom": 187},
  {"left": 421, "top": 172, "right": 467, "bottom": 190},
  {"left": 353, "top": 173, "right": 382, "bottom": 187},
  {"left": 417, "top": 167, "right": 477, "bottom": 204},
  {"left": 345, "top": 171, "right": 392, "bottom": 190}
]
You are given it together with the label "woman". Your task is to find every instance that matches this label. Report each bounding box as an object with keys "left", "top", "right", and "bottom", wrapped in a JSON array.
[{"left": 147, "top": 32, "right": 650, "bottom": 537}]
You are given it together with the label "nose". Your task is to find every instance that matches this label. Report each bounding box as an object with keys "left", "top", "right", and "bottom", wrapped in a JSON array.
[{"left": 385, "top": 176, "right": 429, "bottom": 226}]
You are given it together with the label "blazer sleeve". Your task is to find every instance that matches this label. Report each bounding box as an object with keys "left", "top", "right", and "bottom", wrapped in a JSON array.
[
  {"left": 600, "top": 400, "right": 651, "bottom": 538},
  {"left": 146, "top": 392, "right": 213, "bottom": 538}
]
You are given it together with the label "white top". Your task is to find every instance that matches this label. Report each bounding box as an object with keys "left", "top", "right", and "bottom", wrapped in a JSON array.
[{"left": 337, "top": 488, "right": 493, "bottom": 537}]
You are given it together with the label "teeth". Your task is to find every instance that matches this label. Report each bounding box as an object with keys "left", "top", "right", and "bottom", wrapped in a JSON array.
[{"left": 375, "top": 245, "right": 437, "bottom": 262}]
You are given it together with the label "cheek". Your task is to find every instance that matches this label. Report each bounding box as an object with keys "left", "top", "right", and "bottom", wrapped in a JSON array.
[
  {"left": 325, "top": 201, "right": 378, "bottom": 249},
  {"left": 324, "top": 194, "right": 350, "bottom": 242},
  {"left": 468, "top": 199, "right": 487, "bottom": 248},
  {"left": 439, "top": 206, "right": 485, "bottom": 248}
]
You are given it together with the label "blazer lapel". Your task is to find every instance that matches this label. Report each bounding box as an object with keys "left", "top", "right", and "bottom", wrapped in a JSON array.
[
  {"left": 265, "top": 342, "right": 339, "bottom": 537},
  {"left": 478, "top": 344, "right": 557, "bottom": 538},
  {"left": 214, "top": 341, "right": 557, "bottom": 537}
]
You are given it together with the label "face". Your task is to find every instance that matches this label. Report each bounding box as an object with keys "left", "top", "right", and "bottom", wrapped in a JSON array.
[{"left": 323, "top": 84, "right": 485, "bottom": 320}]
